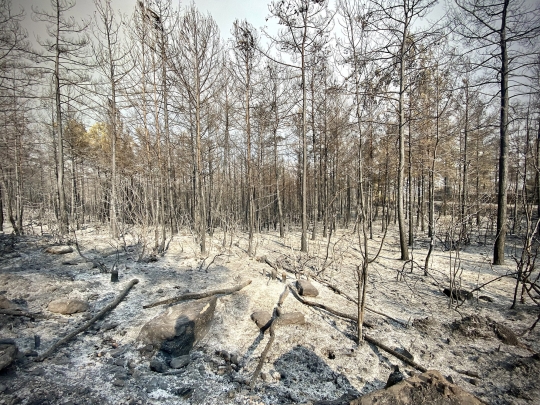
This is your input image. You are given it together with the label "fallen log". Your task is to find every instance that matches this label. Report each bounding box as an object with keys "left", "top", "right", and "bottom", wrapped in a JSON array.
[
  {"left": 257, "top": 256, "right": 278, "bottom": 282},
  {"left": 363, "top": 335, "right": 427, "bottom": 373},
  {"left": 257, "top": 255, "right": 278, "bottom": 270},
  {"left": 311, "top": 275, "right": 406, "bottom": 326},
  {"left": 288, "top": 284, "right": 373, "bottom": 328},
  {"left": 289, "top": 284, "right": 427, "bottom": 371},
  {"left": 35, "top": 279, "right": 139, "bottom": 362},
  {"left": 250, "top": 285, "right": 289, "bottom": 387},
  {"left": 0, "top": 309, "right": 47, "bottom": 319},
  {"left": 143, "top": 279, "right": 252, "bottom": 309},
  {"left": 260, "top": 257, "right": 404, "bottom": 326}
]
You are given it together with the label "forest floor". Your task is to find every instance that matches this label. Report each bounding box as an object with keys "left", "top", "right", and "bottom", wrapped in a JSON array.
[{"left": 0, "top": 221, "right": 539, "bottom": 405}]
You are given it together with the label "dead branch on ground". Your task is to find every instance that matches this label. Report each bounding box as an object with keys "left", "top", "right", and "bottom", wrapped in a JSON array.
[
  {"left": 250, "top": 286, "right": 289, "bottom": 387},
  {"left": 288, "top": 283, "right": 373, "bottom": 328},
  {"left": 35, "top": 279, "right": 139, "bottom": 362},
  {"left": 260, "top": 256, "right": 402, "bottom": 326},
  {"left": 310, "top": 274, "right": 406, "bottom": 326},
  {"left": 143, "top": 279, "right": 252, "bottom": 309},
  {"left": 363, "top": 334, "right": 427, "bottom": 372},
  {"left": 289, "top": 283, "right": 427, "bottom": 372},
  {"left": 0, "top": 309, "right": 48, "bottom": 319}
]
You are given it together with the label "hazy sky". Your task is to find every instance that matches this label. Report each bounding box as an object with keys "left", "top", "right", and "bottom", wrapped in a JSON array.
[{"left": 14, "top": 0, "right": 273, "bottom": 42}]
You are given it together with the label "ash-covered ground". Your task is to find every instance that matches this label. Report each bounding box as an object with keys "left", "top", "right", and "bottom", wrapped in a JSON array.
[{"left": 0, "top": 224, "right": 539, "bottom": 405}]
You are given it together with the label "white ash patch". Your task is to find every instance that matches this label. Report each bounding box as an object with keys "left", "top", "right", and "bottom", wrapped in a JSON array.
[{"left": 0, "top": 227, "right": 538, "bottom": 404}]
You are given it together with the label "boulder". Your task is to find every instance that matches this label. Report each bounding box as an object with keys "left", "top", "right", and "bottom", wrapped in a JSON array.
[
  {"left": 48, "top": 298, "right": 89, "bottom": 315},
  {"left": 279, "top": 312, "right": 306, "bottom": 326},
  {"left": 45, "top": 246, "right": 74, "bottom": 254},
  {"left": 351, "top": 370, "right": 485, "bottom": 405},
  {"left": 251, "top": 311, "right": 305, "bottom": 331},
  {"left": 297, "top": 280, "right": 319, "bottom": 297},
  {"left": 138, "top": 297, "right": 216, "bottom": 357},
  {"left": 0, "top": 339, "right": 18, "bottom": 372},
  {"left": 251, "top": 311, "right": 272, "bottom": 330}
]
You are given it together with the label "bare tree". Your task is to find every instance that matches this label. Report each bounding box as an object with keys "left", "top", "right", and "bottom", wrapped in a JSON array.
[
  {"left": 169, "top": 4, "right": 222, "bottom": 254},
  {"left": 452, "top": 0, "right": 540, "bottom": 265},
  {"left": 265, "top": 0, "right": 333, "bottom": 252},
  {"left": 92, "top": 0, "right": 133, "bottom": 238},
  {"left": 33, "top": 0, "right": 90, "bottom": 236},
  {"left": 367, "top": 0, "right": 439, "bottom": 260},
  {"left": 231, "top": 20, "right": 259, "bottom": 256}
]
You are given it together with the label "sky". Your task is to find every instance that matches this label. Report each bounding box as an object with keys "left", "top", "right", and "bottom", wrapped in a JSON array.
[{"left": 13, "top": 0, "right": 273, "bottom": 42}]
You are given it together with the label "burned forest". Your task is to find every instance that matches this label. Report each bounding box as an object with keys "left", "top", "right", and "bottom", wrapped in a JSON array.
[{"left": 1, "top": 0, "right": 540, "bottom": 404}]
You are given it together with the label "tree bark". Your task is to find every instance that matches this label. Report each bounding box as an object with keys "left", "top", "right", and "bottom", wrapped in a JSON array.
[
  {"left": 397, "top": 17, "right": 409, "bottom": 261},
  {"left": 493, "top": 0, "right": 510, "bottom": 265}
]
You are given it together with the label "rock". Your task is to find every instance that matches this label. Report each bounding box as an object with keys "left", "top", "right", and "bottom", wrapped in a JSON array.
[
  {"left": 216, "top": 365, "right": 228, "bottom": 375},
  {"left": 251, "top": 311, "right": 305, "bottom": 331},
  {"left": 251, "top": 311, "right": 272, "bottom": 330},
  {"left": 149, "top": 358, "right": 168, "bottom": 373},
  {"left": 385, "top": 365, "right": 405, "bottom": 388},
  {"left": 115, "top": 371, "right": 129, "bottom": 380},
  {"left": 170, "top": 355, "right": 190, "bottom": 369},
  {"left": 0, "top": 340, "right": 18, "bottom": 371},
  {"left": 29, "top": 367, "right": 45, "bottom": 376},
  {"left": 351, "top": 370, "right": 485, "bottom": 405},
  {"left": 478, "top": 295, "right": 493, "bottom": 303},
  {"left": 314, "top": 390, "right": 358, "bottom": 405},
  {"left": 114, "top": 358, "right": 127, "bottom": 367},
  {"left": 138, "top": 297, "right": 216, "bottom": 357},
  {"left": 216, "top": 349, "right": 230, "bottom": 362},
  {"left": 45, "top": 246, "right": 74, "bottom": 254},
  {"left": 24, "top": 350, "right": 38, "bottom": 357},
  {"left": 48, "top": 298, "right": 89, "bottom": 315},
  {"left": 280, "top": 312, "right": 306, "bottom": 326},
  {"left": 110, "top": 345, "right": 127, "bottom": 358},
  {"left": 230, "top": 354, "right": 239, "bottom": 366},
  {"left": 112, "top": 379, "right": 125, "bottom": 387},
  {"left": 271, "top": 370, "right": 281, "bottom": 381},
  {"left": 0, "top": 297, "right": 17, "bottom": 310},
  {"left": 297, "top": 279, "right": 319, "bottom": 297}
]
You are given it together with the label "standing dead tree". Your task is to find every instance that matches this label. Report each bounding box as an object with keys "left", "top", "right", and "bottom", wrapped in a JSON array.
[
  {"left": 452, "top": 0, "right": 540, "bottom": 265},
  {"left": 263, "top": 0, "right": 333, "bottom": 253},
  {"left": 32, "top": 0, "right": 90, "bottom": 236},
  {"left": 168, "top": 5, "right": 222, "bottom": 255}
]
